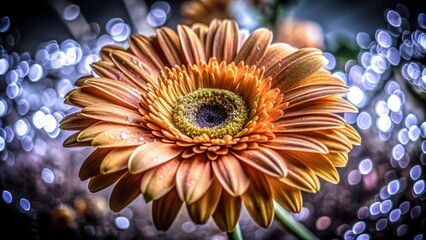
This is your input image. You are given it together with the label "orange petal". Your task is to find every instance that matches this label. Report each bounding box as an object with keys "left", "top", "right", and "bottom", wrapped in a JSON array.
[
  {"left": 99, "top": 45, "right": 126, "bottom": 61},
  {"left": 156, "top": 27, "right": 183, "bottom": 67},
  {"left": 232, "top": 147, "right": 287, "bottom": 178},
  {"left": 110, "top": 50, "right": 158, "bottom": 89},
  {"left": 65, "top": 87, "right": 113, "bottom": 108},
  {"left": 284, "top": 96, "right": 358, "bottom": 118},
  {"left": 91, "top": 61, "right": 139, "bottom": 89},
  {"left": 267, "top": 177, "right": 302, "bottom": 212},
  {"left": 234, "top": 28, "right": 272, "bottom": 65},
  {"left": 140, "top": 158, "right": 181, "bottom": 202},
  {"left": 192, "top": 23, "right": 208, "bottom": 50},
  {"left": 85, "top": 78, "right": 142, "bottom": 109},
  {"left": 100, "top": 147, "right": 135, "bottom": 174},
  {"left": 212, "top": 154, "right": 250, "bottom": 196},
  {"left": 59, "top": 112, "right": 98, "bottom": 130},
  {"left": 285, "top": 151, "right": 339, "bottom": 183},
  {"left": 205, "top": 19, "right": 221, "bottom": 59},
  {"left": 90, "top": 125, "right": 152, "bottom": 148},
  {"left": 212, "top": 20, "right": 239, "bottom": 63},
  {"left": 241, "top": 168, "right": 274, "bottom": 228},
  {"left": 128, "top": 35, "right": 165, "bottom": 72},
  {"left": 88, "top": 170, "right": 126, "bottom": 192},
  {"left": 326, "top": 152, "right": 348, "bottom": 167},
  {"left": 79, "top": 148, "right": 113, "bottom": 180},
  {"left": 282, "top": 84, "right": 348, "bottom": 107},
  {"left": 279, "top": 159, "right": 320, "bottom": 193},
  {"left": 262, "top": 134, "right": 329, "bottom": 154},
  {"left": 178, "top": 25, "right": 206, "bottom": 64},
  {"left": 77, "top": 121, "right": 113, "bottom": 142},
  {"left": 152, "top": 188, "right": 182, "bottom": 231},
  {"left": 271, "top": 48, "right": 328, "bottom": 92},
  {"left": 109, "top": 172, "right": 143, "bottom": 212},
  {"left": 212, "top": 191, "right": 241, "bottom": 232},
  {"left": 275, "top": 113, "right": 346, "bottom": 133},
  {"left": 81, "top": 103, "right": 144, "bottom": 126},
  {"left": 176, "top": 154, "right": 213, "bottom": 204},
  {"left": 339, "top": 123, "right": 362, "bottom": 145},
  {"left": 187, "top": 178, "right": 222, "bottom": 224},
  {"left": 63, "top": 132, "right": 91, "bottom": 147},
  {"left": 260, "top": 43, "right": 296, "bottom": 76},
  {"left": 129, "top": 142, "right": 183, "bottom": 174},
  {"left": 291, "top": 129, "right": 353, "bottom": 153}
]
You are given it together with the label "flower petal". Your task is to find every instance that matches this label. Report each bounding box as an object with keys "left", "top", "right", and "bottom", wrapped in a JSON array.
[
  {"left": 63, "top": 132, "right": 91, "bottom": 147},
  {"left": 205, "top": 19, "right": 221, "bottom": 59},
  {"left": 59, "top": 112, "right": 98, "bottom": 131},
  {"left": 129, "top": 142, "right": 184, "bottom": 174},
  {"left": 262, "top": 134, "right": 329, "bottom": 154},
  {"left": 88, "top": 170, "right": 126, "bottom": 193},
  {"left": 100, "top": 147, "right": 135, "bottom": 174},
  {"left": 232, "top": 147, "right": 287, "bottom": 177},
  {"left": 85, "top": 78, "right": 142, "bottom": 109},
  {"left": 110, "top": 50, "right": 158, "bottom": 89},
  {"left": 81, "top": 103, "right": 144, "bottom": 126},
  {"left": 65, "top": 87, "right": 114, "bottom": 108},
  {"left": 100, "top": 45, "right": 126, "bottom": 61},
  {"left": 234, "top": 28, "right": 272, "bottom": 65},
  {"left": 212, "top": 154, "right": 250, "bottom": 196},
  {"left": 339, "top": 123, "right": 362, "bottom": 145},
  {"left": 279, "top": 159, "right": 320, "bottom": 193},
  {"left": 91, "top": 125, "right": 153, "bottom": 148},
  {"left": 326, "top": 152, "right": 348, "bottom": 167},
  {"left": 282, "top": 84, "right": 348, "bottom": 107},
  {"left": 271, "top": 48, "right": 328, "bottom": 91},
  {"left": 275, "top": 113, "right": 346, "bottom": 133},
  {"left": 192, "top": 23, "right": 208, "bottom": 49},
  {"left": 187, "top": 178, "right": 222, "bottom": 224},
  {"left": 140, "top": 157, "right": 181, "bottom": 202},
  {"left": 157, "top": 27, "right": 184, "bottom": 67},
  {"left": 152, "top": 188, "right": 182, "bottom": 231},
  {"left": 91, "top": 61, "right": 139, "bottom": 89},
  {"left": 212, "top": 191, "right": 241, "bottom": 232},
  {"left": 79, "top": 148, "right": 113, "bottom": 181},
  {"left": 267, "top": 177, "right": 302, "bottom": 212},
  {"left": 293, "top": 129, "right": 353, "bottom": 153},
  {"left": 176, "top": 154, "right": 213, "bottom": 204},
  {"left": 128, "top": 35, "right": 165, "bottom": 72},
  {"left": 241, "top": 168, "right": 274, "bottom": 228},
  {"left": 283, "top": 96, "right": 358, "bottom": 117},
  {"left": 109, "top": 172, "right": 143, "bottom": 212},
  {"left": 259, "top": 43, "right": 296, "bottom": 76},
  {"left": 178, "top": 25, "right": 206, "bottom": 64},
  {"left": 77, "top": 121, "right": 114, "bottom": 142},
  {"left": 285, "top": 151, "right": 339, "bottom": 183},
  {"left": 212, "top": 20, "right": 239, "bottom": 63}
]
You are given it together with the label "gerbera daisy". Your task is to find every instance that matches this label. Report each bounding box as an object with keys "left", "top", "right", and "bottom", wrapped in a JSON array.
[{"left": 60, "top": 19, "right": 360, "bottom": 232}]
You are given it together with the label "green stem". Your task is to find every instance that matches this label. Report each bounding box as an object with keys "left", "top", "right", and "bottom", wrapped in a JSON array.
[
  {"left": 274, "top": 203, "right": 319, "bottom": 240},
  {"left": 226, "top": 222, "right": 244, "bottom": 240}
]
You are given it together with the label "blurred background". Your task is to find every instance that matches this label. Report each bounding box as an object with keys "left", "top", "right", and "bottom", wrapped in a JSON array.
[{"left": 1, "top": 0, "right": 426, "bottom": 239}]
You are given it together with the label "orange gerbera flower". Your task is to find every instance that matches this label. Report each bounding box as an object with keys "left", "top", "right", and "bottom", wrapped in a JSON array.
[{"left": 60, "top": 19, "right": 360, "bottom": 232}]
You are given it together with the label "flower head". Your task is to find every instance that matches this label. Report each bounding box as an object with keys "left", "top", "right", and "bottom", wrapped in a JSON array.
[{"left": 60, "top": 19, "right": 360, "bottom": 232}]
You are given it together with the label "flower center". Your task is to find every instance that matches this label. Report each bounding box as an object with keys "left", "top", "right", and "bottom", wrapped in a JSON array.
[
  {"left": 173, "top": 88, "right": 248, "bottom": 138},
  {"left": 196, "top": 104, "right": 228, "bottom": 127}
]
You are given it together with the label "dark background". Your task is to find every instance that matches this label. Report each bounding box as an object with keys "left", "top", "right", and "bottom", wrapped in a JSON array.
[{"left": 1, "top": 0, "right": 426, "bottom": 53}]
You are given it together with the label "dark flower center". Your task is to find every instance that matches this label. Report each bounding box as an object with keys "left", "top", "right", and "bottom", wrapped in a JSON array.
[
  {"left": 196, "top": 104, "right": 228, "bottom": 127},
  {"left": 173, "top": 88, "right": 248, "bottom": 138}
]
